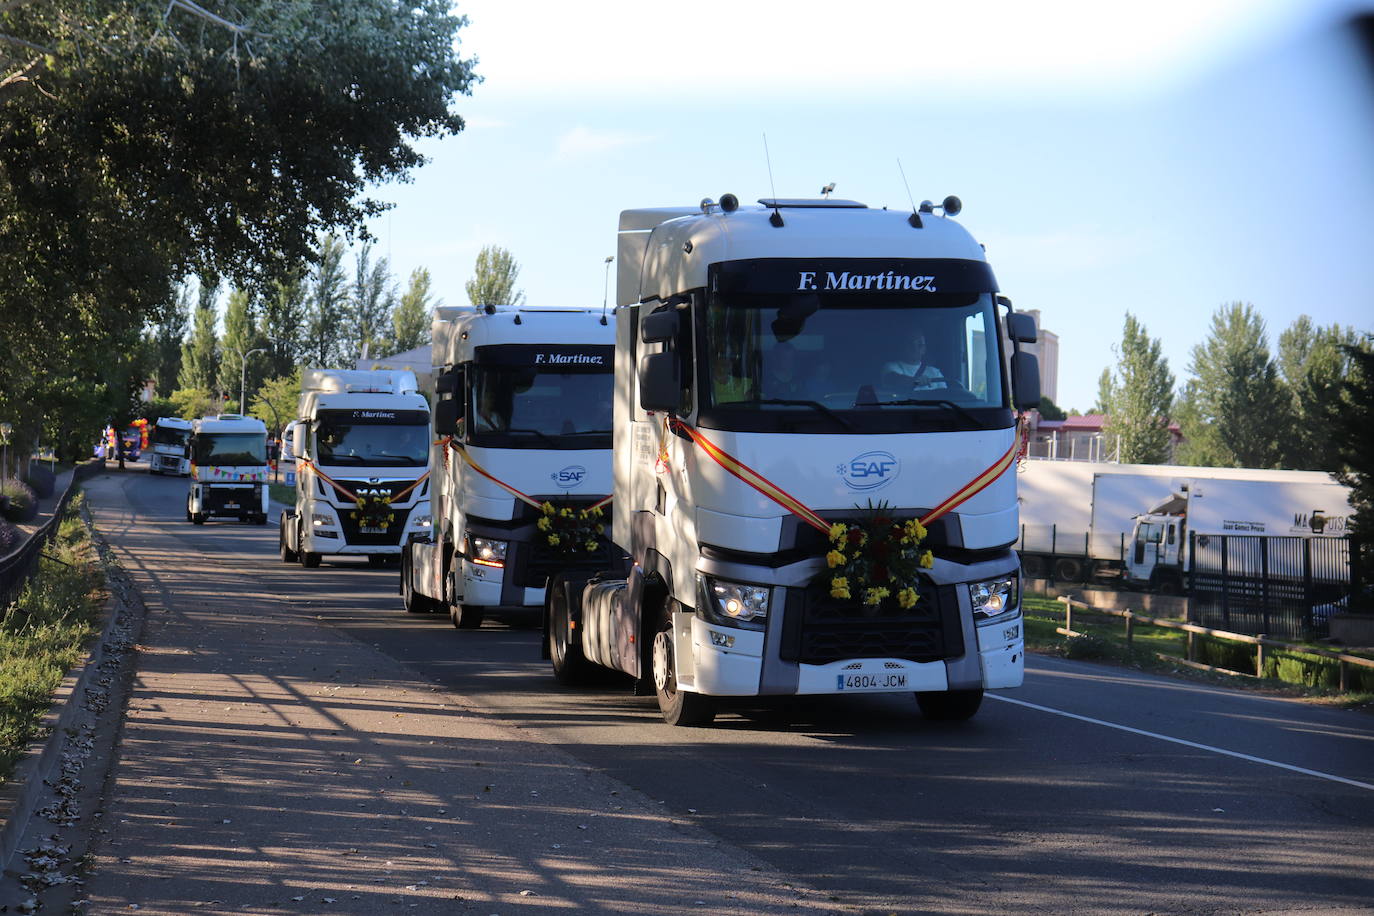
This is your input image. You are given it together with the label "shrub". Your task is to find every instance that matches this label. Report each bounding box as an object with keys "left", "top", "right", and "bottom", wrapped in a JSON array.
[
  {"left": 0, "top": 479, "right": 36, "bottom": 523},
  {"left": 1063, "top": 631, "right": 1111, "bottom": 659},
  {"left": 0, "top": 518, "right": 15, "bottom": 555}
]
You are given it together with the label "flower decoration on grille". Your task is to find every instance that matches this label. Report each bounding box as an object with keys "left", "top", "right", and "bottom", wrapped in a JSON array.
[
  {"left": 350, "top": 493, "right": 395, "bottom": 530},
  {"left": 820, "top": 501, "right": 933, "bottom": 607},
  {"left": 537, "top": 501, "right": 606, "bottom": 554}
]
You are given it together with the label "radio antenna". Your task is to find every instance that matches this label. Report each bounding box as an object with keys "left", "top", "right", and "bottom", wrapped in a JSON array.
[
  {"left": 897, "top": 158, "right": 922, "bottom": 228},
  {"left": 763, "top": 133, "right": 784, "bottom": 227}
]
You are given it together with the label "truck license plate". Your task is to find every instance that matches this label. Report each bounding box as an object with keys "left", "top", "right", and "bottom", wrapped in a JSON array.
[
  {"left": 224, "top": 502, "right": 239, "bottom": 509},
  {"left": 361, "top": 526, "right": 385, "bottom": 534},
  {"left": 836, "top": 672, "right": 907, "bottom": 691}
]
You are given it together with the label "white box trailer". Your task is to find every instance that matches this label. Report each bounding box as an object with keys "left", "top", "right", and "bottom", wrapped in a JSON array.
[{"left": 1016, "top": 459, "right": 1353, "bottom": 589}]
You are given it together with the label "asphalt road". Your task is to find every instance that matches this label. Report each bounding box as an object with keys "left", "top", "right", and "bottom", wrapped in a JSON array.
[{"left": 66, "top": 467, "right": 1374, "bottom": 913}]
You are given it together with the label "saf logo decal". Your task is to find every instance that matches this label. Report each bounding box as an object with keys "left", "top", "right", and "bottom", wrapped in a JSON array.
[
  {"left": 552, "top": 465, "right": 587, "bottom": 488},
  {"left": 837, "top": 451, "right": 899, "bottom": 491}
]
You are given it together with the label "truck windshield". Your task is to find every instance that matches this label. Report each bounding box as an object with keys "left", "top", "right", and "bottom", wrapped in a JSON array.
[
  {"left": 699, "top": 287, "right": 1011, "bottom": 433},
  {"left": 152, "top": 426, "right": 189, "bottom": 448},
  {"left": 194, "top": 433, "right": 266, "bottom": 467},
  {"left": 315, "top": 423, "right": 429, "bottom": 467},
  {"left": 468, "top": 367, "right": 613, "bottom": 449}
]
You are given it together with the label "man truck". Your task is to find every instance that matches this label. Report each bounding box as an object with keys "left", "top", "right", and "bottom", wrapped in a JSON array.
[
  {"left": 149, "top": 416, "right": 193, "bottom": 475},
  {"left": 186, "top": 414, "right": 269, "bottom": 524},
  {"left": 542, "top": 193, "right": 1042, "bottom": 726},
  {"left": 1016, "top": 460, "right": 1354, "bottom": 590},
  {"left": 278, "top": 369, "right": 433, "bottom": 569},
  {"left": 400, "top": 305, "right": 616, "bottom": 629}
]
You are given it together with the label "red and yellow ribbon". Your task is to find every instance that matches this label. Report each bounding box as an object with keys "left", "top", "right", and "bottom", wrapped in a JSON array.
[
  {"left": 438, "top": 437, "right": 612, "bottom": 512},
  {"left": 296, "top": 458, "right": 429, "bottom": 504}
]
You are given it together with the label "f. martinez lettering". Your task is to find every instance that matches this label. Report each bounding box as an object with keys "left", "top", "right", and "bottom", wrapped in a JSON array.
[{"left": 796, "top": 270, "right": 937, "bottom": 292}]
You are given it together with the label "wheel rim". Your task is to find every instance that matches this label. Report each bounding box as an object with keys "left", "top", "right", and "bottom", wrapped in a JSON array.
[{"left": 652, "top": 630, "right": 673, "bottom": 693}]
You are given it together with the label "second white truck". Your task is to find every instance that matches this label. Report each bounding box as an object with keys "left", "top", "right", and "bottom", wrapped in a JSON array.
[
  {"left": 149, "top": 416, "right": 192, "bottom": 476},
  {"left": 401, "top": 305, "right": 616, "bottom": 628},
  {"left": 278, "top": 369, "right": 433, "bottom": 568},
  {"left": 186, "top": 414, "right": 270, "bottom": 524}
]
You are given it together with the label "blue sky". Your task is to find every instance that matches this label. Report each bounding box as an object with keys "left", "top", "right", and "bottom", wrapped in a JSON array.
[{"left": 361, "top": 0, "right": 1374, "bottom": 412}]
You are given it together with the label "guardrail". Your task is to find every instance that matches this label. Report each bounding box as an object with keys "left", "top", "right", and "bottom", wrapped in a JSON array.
[
  {"left": 1055, "top": 595, "right": 1374, "bottom": 692},
  {"left": 0, "top": 461, "right": 103, "bottom": 608}
]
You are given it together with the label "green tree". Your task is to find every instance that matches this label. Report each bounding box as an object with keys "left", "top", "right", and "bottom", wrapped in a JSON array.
[
  {"left": 250, "top": 370, "right": 303, "bottom": 439},
  {"left": 260, "top": 268, "right": 309, "bottom": 379},
  {"left": 465, "top": 245, "right": 524, "bottom": 308},
  {"left": 1037, "top": 396, "right": 1066, "bottom": 421},
  {"left": 387, "top": 267, "right": 437, "bottom": 356},
  {"left": 218, "top": 288, "right": 260, "bottom": 399},
  {"left": 1181, "top": 302, "right": 1291, "bottom": 468},
  {"left": 349, "top": 243, "right": 395, "bottom": 361},
  {"left": 178, "top": 278, "right": 220, "bottom": 392},
  {"left": 1277, "top": 316, "right": 1363, "bottom": 470},
  {"left": 1101, "top": 313, "right": 1175, "bottom": 464},
  {"left": 168, "top": 387, "right": 215, "bottom": 420},
  {"left": 144, "top": 282, "right": 190, "bottom": 397},
  {"left": 1093, "top": 367, "right": 1113, "bottom": 415},
  {"left": 306, "top": 235, "right": 350, "bottom": 368},
  {"left": 1328, "top": 338, "right": 1374, "bottom": 578}
]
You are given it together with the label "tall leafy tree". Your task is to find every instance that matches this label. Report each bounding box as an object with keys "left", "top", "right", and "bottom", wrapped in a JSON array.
[
  {"left": 1180, "top": 302, "right": 1291, "bottom": 468},
  {"left": 1277, "top": 316, "right": 1363, "bottom": 470},
  {"left": 349, "top": 243, "right": 395, "bottom": 360},
  {"left": 144, "top": 282, "right": 191, "bottom": 397},
  {"left": 1101, "top": 313, "right": 1175, "bottom": 464},
  {"left": 250, "top": 369, "right": 304, "bottom": 437},
  {"left": 0, "top": 0, "right": 477, "bottom": 452},
  {"left": 1328, "top": 338, "right": 1374, "bottom": 578},
  {"left": 218, "top": 288, "right": 260, "bottom": 403},
  {"left": 178, "top": 277, "right": 220, "bottom": 393},
  {"left": 1093, "top": 367, "right": 1113, "bottom": 415},
  {"left": 305, "top": 235, "right": 349, "bottom": 368},
  {"left": 465, "top": 245, "right": 524, "bottom": 308},
  {"left": 260, "top": 268, "right": 309, "bottom": 378},
  {"left": 388, "top": 267, "right": 437, "bottom": 356}
]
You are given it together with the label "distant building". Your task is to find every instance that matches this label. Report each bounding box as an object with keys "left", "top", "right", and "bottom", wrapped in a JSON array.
[
  {"left": 1023, "top": 309, "right": 1059, "bottom": 406},
  {"left": 1026, "top": 412, "right": 1184, "bottom": 464}
]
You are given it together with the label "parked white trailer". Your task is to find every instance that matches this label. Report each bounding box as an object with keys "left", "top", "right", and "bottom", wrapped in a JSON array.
[
  {"left": 149, "top": 416, "right": 192, "bottom": 476},
  {"left": 543, "top": 193, "right": 1043, "bottom": 726},
  {"left": 278, "top": 369, "right": 432, "bottom": 568},
  {"left": 401, "top": 305, "right": 615, "bottom": 629},
  {"left": 186, "top": 414, "right": 269, "bottom": 524},
  {"left": 1016, "top": 459, "right": 1353, "bottom": 589}
]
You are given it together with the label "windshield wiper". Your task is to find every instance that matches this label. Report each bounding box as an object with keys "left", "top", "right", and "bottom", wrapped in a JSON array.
[
  {"left": 504, "top": 427, "right": 559, "bottom": 446},
  {"left": 560, "top": 428, "right": 613, "bottom": 436},
  {"left": 319, "top": 454, "right": 367, "bottom": 464},
  {"left": 883, "top": 398, "right": 994, "bottom": 428},
  {"left": 729, "top": 398, "right": 853, "bottom": 430}
]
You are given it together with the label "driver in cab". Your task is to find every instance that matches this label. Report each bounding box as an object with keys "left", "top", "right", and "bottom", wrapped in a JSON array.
[{"left": 883, "top": 331, "right": 947, "bottom": 392}]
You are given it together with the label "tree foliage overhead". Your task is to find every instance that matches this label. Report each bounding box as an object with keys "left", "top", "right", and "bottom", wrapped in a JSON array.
[
  {"left": 0, "top": 0, "right": 478, "bottom": 456},
  {"left": 1277, "top": 316, "right": 1363, "bottom": 471}
]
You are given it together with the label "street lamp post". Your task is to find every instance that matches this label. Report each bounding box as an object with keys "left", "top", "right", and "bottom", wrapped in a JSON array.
[{"left": 240, "top": 347, "right": 268, "bottom": 416}]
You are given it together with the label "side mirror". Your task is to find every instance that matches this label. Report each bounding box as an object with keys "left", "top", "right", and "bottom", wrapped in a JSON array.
[
  {"left": 183, "top": 444, "right": 192, "bottom": 459},
  {"left": 640, "top": 308, "right": 679, "bottom": 344},
  {"left": 435, "top": 369, "right": 460, "bottom": 394},
  {"left": 638, "top": 353, "right": 680, "bottom": 412},
  {"left": 433, "top": 398, "right": 461, "bottom": 434},
  {"left": 1006, "top": 312, "right": 1038, "bottom": 344},
  {"left": 1011, "top": 351, "right": 1041, "bottom": 411}
]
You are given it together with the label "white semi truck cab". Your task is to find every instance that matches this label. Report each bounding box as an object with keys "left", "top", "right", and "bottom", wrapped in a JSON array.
[
  {"left": 279, "top": 369, "right": 432, "bottom": 568},
  {"left": 545, "top": 194, "right": 1042, "bottom": 725},
  {"left": 401, "top": 305, "right": 615, "bottom": 629},
  {"left": 150, "top": 416, "right": 192, "bottom": 476},
  {"left": 186, "top": 414, "right": 270, "bottom": 524}
]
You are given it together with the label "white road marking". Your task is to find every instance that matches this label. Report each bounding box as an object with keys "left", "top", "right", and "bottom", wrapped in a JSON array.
[{"left": 988, "top": 694, "right": 1374, "bottom": 793}]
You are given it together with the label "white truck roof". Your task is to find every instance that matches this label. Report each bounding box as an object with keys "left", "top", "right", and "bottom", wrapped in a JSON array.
[
  {"left": 430, "top": 306, "right": 613, "bottom": 370},
  {"left": 617, "top": 197, "right": 989, "bottom": 306},
  {"left": 192, "top": 414, "right": 267, "bottom": 434},
  {"left": 154, "top": 417, "right": 193, "bottom": 430},
  {"left": 301, "top": 368, "right": 419, "bottom": 396}
]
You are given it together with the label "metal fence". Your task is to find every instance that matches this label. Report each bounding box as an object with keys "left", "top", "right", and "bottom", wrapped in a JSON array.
[
  {"left": 0, "top": 461, "right": 102, "bottom": 609},
  {"left": 1187, "top": 533, "right": 1356, "bottom": 640}
]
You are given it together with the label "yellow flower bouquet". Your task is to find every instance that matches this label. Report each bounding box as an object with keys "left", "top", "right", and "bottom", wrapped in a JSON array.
[
  {"left": 819, "top": 502, "right": 933, "bottom": 607},
  {"left": 537, "top": 500, "right": 606, "bottom": 555}
]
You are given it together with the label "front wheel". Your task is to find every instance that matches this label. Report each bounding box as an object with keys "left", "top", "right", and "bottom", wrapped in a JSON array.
[
  {"left": 279, "top": 523, "right": 298, "bottom": 563},
  {"left": 192, "top": 513, "right": 205, "bottom": 525},
  {"left": 451, "top": 603, "right": 485, "bottom": 629},
  {"left": 652, "top": 626, "right": 715, "bottom": 726},
  {"left": 915, "top": 688, "right": 984, "bottom": 721},
  {"left": 401, "top": 555, "right": 435, "bottom": 614},
  {"left": 301, "top": 551, "right": 321, "bottom": 569},
  {"left": 548, "top": 575, "right": 595, "bottom": 685}
]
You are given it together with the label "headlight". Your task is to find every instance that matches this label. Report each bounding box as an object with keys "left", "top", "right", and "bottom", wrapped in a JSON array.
[
  {"left": 698, "top": 575, "right": 770, "bottom": 630},
  {"left": 467, "top": 536, "right": 507, "bottom": 568},
  {"left": 969, "top": 574, "right": 1019, "bottom": 624},
  {"left": 311, "top": 512, "right": 337, "bottom": 527},
  {"left": 413, "top": 514, "right": 432, "bottom": 528}
]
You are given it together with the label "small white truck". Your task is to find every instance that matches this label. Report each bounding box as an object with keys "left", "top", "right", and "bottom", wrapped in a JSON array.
[
  {"left": 543, "top": 193, "right": 1042, "bottom": 726},
  {"left": 278, "top": 369, "right": 432, "bottom": 568},
  {"left": 1016, "top": 460, "right": 1354, "bottom": 590},
  {"left": 149, "top": 416, "right": 192, "bottom": 476},
  {"left": 401, "top": 305, "right": 615, "bottom": 629},
  {"left": 186, "top": 414, "right": 270, "bottom": 524}
]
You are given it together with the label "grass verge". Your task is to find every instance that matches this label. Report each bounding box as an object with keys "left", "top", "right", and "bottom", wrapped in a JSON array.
[
  {"left": 268, "top": 483, "right": 294, "bottom": 507},
  {"left": 1023, "top": 594, "right": 1374, "bottom": 710},
  {"left": 0, "top": 494, "right": 106, "bottom": 783}
]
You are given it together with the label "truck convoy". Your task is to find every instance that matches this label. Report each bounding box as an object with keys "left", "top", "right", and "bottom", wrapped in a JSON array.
[
  {"left": 186, "top": 414, "right": 270, "bottom": 524},
  {"left": 401, "top": 305, "right": 616, "bottom": 629},
  {"left": 279, "top": 369, "right": 432, "bottom": 569},
  {"left": 1016, "top": 460, "right": 1354, "bottom": 590},
  {"left": 540, "top": 193, "right": 1042, "bottom": 726},
  {"left": 149, "top": 416, "right": 193, "bottom": 476}
]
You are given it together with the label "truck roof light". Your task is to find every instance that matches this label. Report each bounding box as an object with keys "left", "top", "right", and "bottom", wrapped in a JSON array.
[
  {"left": 720, "top": 193, "right": 739, "bottom": 212},
  {"left": 943, "top": 195, "right": 962, "bottom": 216}
]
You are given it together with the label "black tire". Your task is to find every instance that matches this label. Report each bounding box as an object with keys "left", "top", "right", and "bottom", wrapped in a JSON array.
[
  {"left": 279, "top": 524, "right": 298, "bottom": 563},
  {"left": 192, "top": 513, "right": 205, "bottom": 525},
  {"left": 301, "top": 551, "right": 321, "bottom": 569},
  {"left": 1020, "top": 554, "right": 1047, "bottom": 579},
  {"left": 185, "top": 498, "right": 192, "bottom": 522},
  {"left": 652, "top": 624, "right": 715, "bottom": 726},
  {"left": 256, "top": 513, "right": 268, "bottom": 526},
  {"left": 401, "top": 556, "right": 435, "bottom": 614},
  {"left": 548, "top": 575, "right": 595, "bottom": 685},
  {"left": 451, "top": 603, "right": 485, "bottom": 629},
  {"left": 1053, "top": 557, "right": 1083, "bottom": 582},
  {"left": 915, "top": 689, "right": 984, "bottom": 721},
  {"left": 367, "top": 554, "right": 388, "bottom": 568}
]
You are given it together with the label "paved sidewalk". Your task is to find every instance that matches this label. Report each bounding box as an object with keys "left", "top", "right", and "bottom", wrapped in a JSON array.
[{"left": 10, "top": 471, "right": 837, "bottom": 914}]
